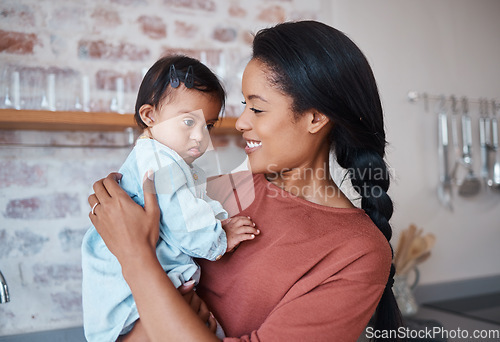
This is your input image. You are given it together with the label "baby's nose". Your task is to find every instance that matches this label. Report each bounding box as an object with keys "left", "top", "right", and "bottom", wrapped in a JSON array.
[{"left": 190, "top": 126, "right": 205, "bottom": 142}]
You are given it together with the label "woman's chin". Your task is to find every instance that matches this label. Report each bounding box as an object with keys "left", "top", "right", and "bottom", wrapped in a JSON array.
[{"left": 246, "top": 159, "right": 277, "bottom": 176}]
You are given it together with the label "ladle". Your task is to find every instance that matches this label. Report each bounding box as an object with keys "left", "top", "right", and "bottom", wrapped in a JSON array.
[{"left": 458, "top": 98, "right": 481, "bottom": 197}]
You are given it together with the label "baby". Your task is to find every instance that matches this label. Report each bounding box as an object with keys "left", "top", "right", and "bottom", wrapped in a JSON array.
[{"left": 81, "top": 55, "right": 258, "bottom": 341}]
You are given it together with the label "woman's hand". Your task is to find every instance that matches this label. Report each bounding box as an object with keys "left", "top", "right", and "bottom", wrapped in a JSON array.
[
  {"left": 88, "top": 172, "right": 160, "bottom": 265},
  {"left": 179, "top": 281, "right": 217, "bottom": 333}
]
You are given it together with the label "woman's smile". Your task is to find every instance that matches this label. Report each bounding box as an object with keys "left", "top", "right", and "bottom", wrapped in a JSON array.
[{"left": 243, "top": 138, "right": 262, "bottom": 154}]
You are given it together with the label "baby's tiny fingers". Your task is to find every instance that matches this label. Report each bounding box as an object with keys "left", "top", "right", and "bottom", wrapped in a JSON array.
[
  {"left": 238, "top": 233, "right": 257, "bottom": 243},
  {"left": 231, "top": 215, "right": 254, "bottom": 227},
  {"left": 236, "top": 225, "right": 260, "bottom": 236}
]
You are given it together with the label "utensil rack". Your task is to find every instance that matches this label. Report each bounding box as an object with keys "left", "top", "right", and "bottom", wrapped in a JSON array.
[
  {"left": 407, "top": 91, "right": 499, "bottom": 113},
  {"left": 407, "top": 90, "right": 500, "bottom": 209}
]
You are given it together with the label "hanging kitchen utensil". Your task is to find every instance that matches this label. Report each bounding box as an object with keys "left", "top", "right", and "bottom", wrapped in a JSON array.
[
  {"left": 479, "top": 98, "right": 491, "bottom": 185},
  {"left": 488, "top": 100, "right": 500, "bottom": 192},
  {"left": 437, "top": 96, "right": 453, "bottom": 210},
  {"left": 458, "top": 97, "right": 481, "bottom": 197},
  {"left": 450, "top": 96, "right": 463, "bottom": 183}
]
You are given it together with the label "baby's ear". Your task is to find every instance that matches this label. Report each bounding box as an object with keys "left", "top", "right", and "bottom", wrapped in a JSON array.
[{"left": 139, "top": 104, "right": 156, "bottom": 127}]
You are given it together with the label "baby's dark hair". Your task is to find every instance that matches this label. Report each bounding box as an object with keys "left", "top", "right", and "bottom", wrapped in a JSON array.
[{"left": 134, "top": 55, "right": 226, "bottom": 128}]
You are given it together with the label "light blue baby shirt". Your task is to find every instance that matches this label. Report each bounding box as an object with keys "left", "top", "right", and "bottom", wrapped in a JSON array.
[{"left": 81, "top": 138, "right": 228, "bottom": 342}]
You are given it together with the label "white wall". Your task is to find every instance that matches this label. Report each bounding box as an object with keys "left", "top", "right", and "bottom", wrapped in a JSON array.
[{"left": 329, "top": 0, "right": 500, "bottom": 285}]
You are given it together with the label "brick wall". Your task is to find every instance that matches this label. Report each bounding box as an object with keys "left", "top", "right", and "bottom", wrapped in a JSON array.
[
  {"left": 0, "top": 0, "right": 328, "bottom": 336},
  {"left": 0, "top": 0, "right": 326, "bottom": 115},
  {"left": 0, "top": 131, "right": 132, "bottom": 335}
]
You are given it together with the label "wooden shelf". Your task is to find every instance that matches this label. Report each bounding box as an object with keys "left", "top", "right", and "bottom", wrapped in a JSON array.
[
  {"left": 213, "top": 116, "right": 239, "bottom": 135},
  {"left": 0, "top": 109, "right": 239, "bottom": 135}
]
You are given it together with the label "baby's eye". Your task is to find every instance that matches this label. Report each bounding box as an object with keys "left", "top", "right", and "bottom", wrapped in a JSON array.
[{"left": 183, "top": 119, "right": 195, "bottom": 127}]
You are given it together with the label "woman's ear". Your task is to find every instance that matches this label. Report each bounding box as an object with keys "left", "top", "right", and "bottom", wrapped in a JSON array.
[
  {"left": 139, "top": 104, "right": 156, "bottom": 127},
  {"left": 307, "top": 111, "right": 331, "bottom": 134}
]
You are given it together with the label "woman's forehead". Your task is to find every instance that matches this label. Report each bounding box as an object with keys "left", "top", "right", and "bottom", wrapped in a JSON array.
[
  {"left": 243, "top": 59, "right": 268, "bottom": 79},
  {"left": 242, "top": 59, "right": 293, "bottom": 108},
  {"left": 242, "top": 60, "right": 274, "bottom": 94}
]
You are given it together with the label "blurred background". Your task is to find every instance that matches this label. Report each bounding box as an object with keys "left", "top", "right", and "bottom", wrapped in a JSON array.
[{"left": 0, "top": 0, "right": 499, "bottom": 340}]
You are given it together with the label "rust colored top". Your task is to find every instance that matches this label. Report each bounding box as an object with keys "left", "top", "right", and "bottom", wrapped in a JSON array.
[{"left": 197, "top": 172, "right": 392, "bottom": 342}]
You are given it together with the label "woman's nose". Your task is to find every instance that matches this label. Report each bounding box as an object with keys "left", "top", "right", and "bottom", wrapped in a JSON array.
[{"left": 235, "top": 108, "right": 251, "bottom": 132}]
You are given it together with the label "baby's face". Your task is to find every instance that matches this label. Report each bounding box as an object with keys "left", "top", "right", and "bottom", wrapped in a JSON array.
[{"left": 150, "top": 87, "right": 221, "bottom": 164}]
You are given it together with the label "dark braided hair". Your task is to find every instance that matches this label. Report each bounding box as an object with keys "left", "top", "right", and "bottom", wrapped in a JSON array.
[
  {"left": 252, "top": 21, "right": 403, "bottom": 340},
  {"left": 134, "top": 55, "right": 225, "bottom": 129}
]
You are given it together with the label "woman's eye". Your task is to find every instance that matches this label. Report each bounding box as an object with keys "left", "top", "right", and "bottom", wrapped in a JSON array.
[
  {"left": 183, "top": 119, "right": 195, "bottom": 127},
  {"left": 242, "top": 101, "right": 263, "bottom": 114},
  {"left": 206, "top": 123, "right": 215, "bottom": 131}
]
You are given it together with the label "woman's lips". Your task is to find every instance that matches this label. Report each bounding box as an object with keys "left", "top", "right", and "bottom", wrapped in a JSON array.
[{"left": 244, "top": 140, "right": 262, "bottom": 154}]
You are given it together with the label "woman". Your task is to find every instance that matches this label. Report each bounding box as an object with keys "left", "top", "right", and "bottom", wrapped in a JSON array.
[{"left": 89, "top": 20, "right": 403, "bottom": 341}]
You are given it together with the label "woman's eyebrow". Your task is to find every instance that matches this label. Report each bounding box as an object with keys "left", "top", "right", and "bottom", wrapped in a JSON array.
[{"left": 247, "top": 94, "right": 269, "bottom": 103}]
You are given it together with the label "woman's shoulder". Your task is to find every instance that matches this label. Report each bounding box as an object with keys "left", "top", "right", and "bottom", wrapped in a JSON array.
[{"left": 320, "top": 214, "right": 393, "bottom": 284}]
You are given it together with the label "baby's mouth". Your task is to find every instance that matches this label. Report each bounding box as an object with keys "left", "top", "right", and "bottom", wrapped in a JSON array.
[{"left": 187, "top": 147, "right": 201, "bottom": 157}]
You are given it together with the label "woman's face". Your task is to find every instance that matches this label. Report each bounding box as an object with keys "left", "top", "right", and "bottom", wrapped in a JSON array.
[{"left": 237, "top": 58, "right": 321, "bottom": 175}]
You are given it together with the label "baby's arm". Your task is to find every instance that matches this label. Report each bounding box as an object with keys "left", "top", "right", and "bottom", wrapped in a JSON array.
[{"left": 222, "top": 216, "right": 260, "bottom": 252}]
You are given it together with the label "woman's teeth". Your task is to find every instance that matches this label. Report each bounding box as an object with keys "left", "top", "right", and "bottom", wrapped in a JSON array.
[{"left": 247, "top": 141, "right": 262, "bottom": 148}]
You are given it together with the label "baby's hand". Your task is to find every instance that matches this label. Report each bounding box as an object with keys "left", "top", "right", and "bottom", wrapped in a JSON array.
[{"left": 222, "top": 216, "right": 259, "bottom": 253}]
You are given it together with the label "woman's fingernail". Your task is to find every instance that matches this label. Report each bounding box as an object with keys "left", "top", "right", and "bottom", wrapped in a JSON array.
[
  {"left": 210, "top": 312, "right": 215, "bottom": 318},
  {"left": 247, "top": 216, "right": 251, "bottom": 219},
  {"left": 256, "top": 229, "right": 260, "bottom": 234},
  {"left": 183, "top": 280, "right": 195, "bottom": 287},
  {"left": 251, "top": 234, "right": 255, "bottom": 239},
  {"left": 253, "top": 222, "right": 256, "bottom": 226}
]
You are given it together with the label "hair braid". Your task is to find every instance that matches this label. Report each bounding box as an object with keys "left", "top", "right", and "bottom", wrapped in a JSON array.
[
  {"left": 349, "top": 150, "right": 393, "bottom": 239},
  {"left": 337, "top": 147, "right": 404, "bottom": 341}
]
